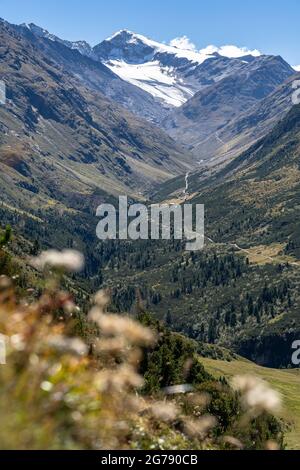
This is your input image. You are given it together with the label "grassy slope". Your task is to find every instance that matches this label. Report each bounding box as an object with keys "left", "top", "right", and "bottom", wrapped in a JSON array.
[{"left": 201, "top": 357, "right": 300, "bottom": 449}]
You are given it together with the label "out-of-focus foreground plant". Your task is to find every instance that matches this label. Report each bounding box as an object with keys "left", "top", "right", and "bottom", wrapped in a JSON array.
[{"left": 0, "top": 247, "right": 285, "bottom": 450}]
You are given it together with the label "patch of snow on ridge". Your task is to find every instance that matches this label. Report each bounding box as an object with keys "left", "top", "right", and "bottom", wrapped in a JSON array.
[
  {"left": 105, "top": 60, "right": 195, "bottom": 107},
  {"left": 293, "top": 65, "right": 300, "bottom": 72}
]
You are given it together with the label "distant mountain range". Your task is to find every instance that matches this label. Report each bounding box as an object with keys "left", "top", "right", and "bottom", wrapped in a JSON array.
[
  {"left": 16, "top": 23, "right": 300, "bottom": 166},
  {"left": 21, "top": 25, "right": 268, "bottom": 110},
  {"left": 0, "top": 18, "right": 193, "bottom": 216}
]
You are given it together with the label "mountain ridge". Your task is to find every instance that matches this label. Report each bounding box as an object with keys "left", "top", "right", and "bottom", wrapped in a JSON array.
[
  {"left": 12, "top": 20, "right": 298, "bottom": 168},
  {"left": 0, "top": 18, "right": 193, "bottom": 213},
  {"left": 18, "top": 23, "right": 281, "bottom": 112},
  {"left": 94, "top": 29, "right": 265, "bottom": 108},
  {"left": 162, "top": 55, "right": 296, "bottom": 163}
]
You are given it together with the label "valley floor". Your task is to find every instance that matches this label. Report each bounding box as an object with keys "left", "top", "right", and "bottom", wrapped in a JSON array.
[{"left": 200, "top": 357, "right": 300, "bottom": 450}]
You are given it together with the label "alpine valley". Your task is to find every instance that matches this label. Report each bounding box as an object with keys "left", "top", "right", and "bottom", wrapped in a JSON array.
[{"left": 1, "top": 16, "right": 300, "bottom": 449}]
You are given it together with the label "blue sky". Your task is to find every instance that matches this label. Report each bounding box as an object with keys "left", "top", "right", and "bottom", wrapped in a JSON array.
[{"left": 1, "top": 0, "right": 300, "bottom": 65}]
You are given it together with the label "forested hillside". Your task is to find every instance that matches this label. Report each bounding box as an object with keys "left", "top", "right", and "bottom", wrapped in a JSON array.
[{"left": 0, "top": 229, "right": 286, "bottom": 449}]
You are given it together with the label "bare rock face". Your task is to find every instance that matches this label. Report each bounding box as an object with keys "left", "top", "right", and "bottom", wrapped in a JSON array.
[{"left": 162, "top": 55, "right": 296, "bottom": 162}]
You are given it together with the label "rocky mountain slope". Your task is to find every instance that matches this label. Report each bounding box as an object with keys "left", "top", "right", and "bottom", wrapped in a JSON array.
[
  {"left": 19, "top": 23, "right": 169, "bottom": 123},
  {"left": 0, "top": 18, "right": 193, "bottom": 216},
  {"left": 206, "top": 74, "right": 300, "bottom": 164},
  {"left": 162, "top": 56, "right": 296, "bottom": 160}
]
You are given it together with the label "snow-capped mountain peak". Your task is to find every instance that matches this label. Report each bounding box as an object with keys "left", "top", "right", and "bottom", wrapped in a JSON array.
[
  {"left": 95, "top": 30, "right": 217, "bottom": 65},
  {"left": 93, "top": 31, "right": 263, "bottom": 107}
]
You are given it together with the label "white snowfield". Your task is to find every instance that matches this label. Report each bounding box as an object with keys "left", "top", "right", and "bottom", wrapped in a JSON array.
[
  {"left": 102, "top": 30, "right": 262, "bottom": 107},
  {"left": 105, "top": 60, "right": 195, "bottom": 107}
]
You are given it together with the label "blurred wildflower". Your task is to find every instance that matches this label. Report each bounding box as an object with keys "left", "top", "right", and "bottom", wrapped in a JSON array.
[
  {"left": 94, "top": 364, "right": 144, "bottom": 392},
  {"left": 94, "top": 290, "right": 110, "bottom": 309},
  {"left": 47, "top": 335, "right": 88, "bottom": 357},
  {"left": 0, "top": 249, "right": 285, "bottom": 450},
  {"left": 40, "top": 381, "right": 53, "bottom": 392},
  {"left": 90, "top": 311, "right": 155, "bottom": 346},
  {"left": 10, "top": 334, "right": 26, "bottom": 351},
  {"left": 0, "top": 275, "right": 12, "bottom": 290},
  {"left": 232, "top": 375, "right": 282, "bottom": 413},
  {"left": 150, "top": 401, "right": 179, "bottom": 422},
  {"left": 94, "top": 337, "right": 127, "bottom": 354},
  {"left": 31, "top": 250, "right": 84, "bottom": 272},
  {"left": 183, "top": 415, "right": 217, "bottom": 439},
  {"left": 223, "top": 435, "right": 244, "bottom": 449},
  {"left": 186, "top": 392, "right": 211, "bottom": 408},
  {"left": 265, "top": 440, "right": 280, "bottom": 451}
]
